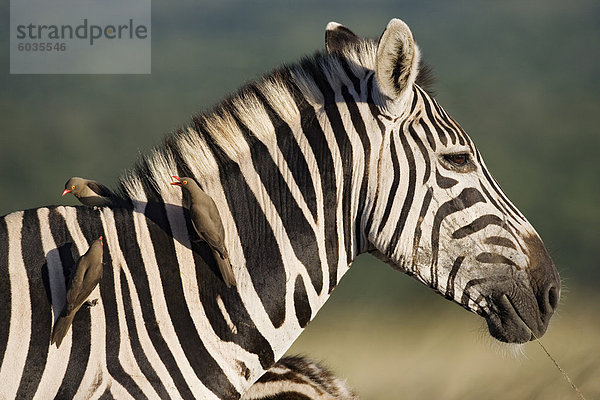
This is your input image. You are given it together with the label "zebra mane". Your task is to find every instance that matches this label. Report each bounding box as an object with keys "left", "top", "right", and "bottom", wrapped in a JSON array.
[{"left": 116, "top": 36, "right": 434, "bottom": 204}]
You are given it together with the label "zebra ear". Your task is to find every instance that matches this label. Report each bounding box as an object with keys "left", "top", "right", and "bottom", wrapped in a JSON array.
[
  {"left": 325, "top": 22, "right": 360, "bottom": 54},
  {"left": 375, "top": 19, "right": 421, "bottom": 101}
]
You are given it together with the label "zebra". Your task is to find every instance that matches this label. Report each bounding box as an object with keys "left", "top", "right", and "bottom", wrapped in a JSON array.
[
  {"left": 0, "top": 18, "right": 560, "bottom": 399},
  {"left": 241, "top": 356, "right": 357, "bottom": 400}
]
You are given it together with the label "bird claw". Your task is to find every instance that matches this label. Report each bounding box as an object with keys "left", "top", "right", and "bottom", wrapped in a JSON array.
[{"left": 85, "top": 299, "right": 99, "bottom": 307}]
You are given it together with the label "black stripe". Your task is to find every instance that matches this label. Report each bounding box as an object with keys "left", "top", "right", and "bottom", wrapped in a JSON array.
[
  {"left": 74, "top": 208, "right": 147, "bottom": 399},
  {"left": 377, "top": 126, "right": 402, "bottom": 235},
  {"left": 142, "top": 196, "right": 238, "bottom": 398},
  {"left": 203, "top": 126, "right": 288, "bottom": 329},
  {"left": 112, "top": 207, "right": 196, "bottom": 399},
  {"left": 49, "top": 208, "right": 92, "bottom": 398},
  {"left": 165, "top": 131, "right": 196, "bottom": 181},
  {"left": 449, "top": 115, "right": 475, "bottom": 152},
  {"left": 430, "top": 95, "right": 458, "bottom": 144},
  {"left": 253, "top": 86, "right": 318, "bottom": 222},
  {"left": 119, "top": 269, "right": 170, "bottom": 399},
  {"left": 484, "top": 236, "right": 516, "bottom": 250},
  {"left": 421, "top": 94, "right": 448, "bottom": 146},
  {"left": 430, "top": 188, "right": 486, "bottom": 288},
  {"left": 170, "top": 163, "right": 275, "bottom": 371},
  {"left": 476, "top": 152, "right": 525, "bottom": 222},
  {"left": 445, "top": 256, "right": 465, "bottom": 299},
  {"left": 338, "top": 57, "right": 361, "bottom": 95},
  {"left": 419, "top": 117, "right": 437, "bottom": 151},
  {"left": 233, "top": 110, "right": 323, "bottom": 295},
  {"left": 433, "top": 98, "right": 468, "bottom": 147},
  {"left": 435, "top": 169, "right": 458, "bottom": 189},
  {"left": 388, "top": 124, "right": 417, "bottom": 253},
  {"left": 479, "top": 179, "right": 518, "bottom": 236},
  {"left": 452, "top": 214, "right": 505, "bottom": 239},
  {"left": 269, "top": 393, "right": 312, "bottom": 400},
  {"left": 170, "top": 161, "right": 276, "bottom": 371},
  {"left": 341, "top": 85, "right": 371, "bottom": 253},
  {"left": 408, "top": 124, "right": 431, "bottom": 184},
  {"left": 445, "top": 115, "right": 466, "bottom": 146},
  {"left": 475, "top": 252, "right": 519, "bottom": 269},
  {"left": 293, "top": 275, "right": 312, "bottom": 329},
  {"left": 16, "top": 210, "right": 50, "bottom": 398},
  {"left": 98, "top": 386, "right": 114, "bottom": 400},
  {"left": 410, "top": 88, "right": 419, "bottom": 112},
  {"left": 0, "top": 217, "right": 10, "bottom": 369},
  {"left": 365, "top": 73, "right": 388, "bottom": 230},
  {"left": 478, "top": 178, "right": 509, "bottom": 216},
  {"left": 186, "top": 212, "right": 275, "bottom": 369},
  {"left": 300, "top": 59, "right": 353, "bottom": 274},
  {"left": 411, "top": 187, "right": 433, "bottom": 272},
  {"left": 287, "top": 77, "right": 340, "bottom": 293}
]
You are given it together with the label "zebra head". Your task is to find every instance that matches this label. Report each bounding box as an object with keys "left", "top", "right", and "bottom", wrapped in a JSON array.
[{"left": 328, "top": 19, "right": 561, "bottom": 343}]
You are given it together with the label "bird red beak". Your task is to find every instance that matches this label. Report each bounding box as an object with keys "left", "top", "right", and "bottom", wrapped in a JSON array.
[
  {"left": 62, "top": 189, "right": 71, "bottom": 196},
  {"left": 99, "top": 236, "right": 103, "bottom": 244},
  {"left": 170, "top": 175, "right": 182, "bottom": 186}
]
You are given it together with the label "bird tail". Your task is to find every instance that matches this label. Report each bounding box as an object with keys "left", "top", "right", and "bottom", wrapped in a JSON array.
[
  {"left": 51, "top": 313, "right": 75, "bottom": 349},
  {"left": 215, "top": 253, "right": 236, "bottom": 288}
]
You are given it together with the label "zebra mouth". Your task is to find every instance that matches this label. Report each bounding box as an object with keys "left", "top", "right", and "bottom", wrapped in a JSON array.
[{"left": 484, "top": 294, "right": 534, "bottom": 343}]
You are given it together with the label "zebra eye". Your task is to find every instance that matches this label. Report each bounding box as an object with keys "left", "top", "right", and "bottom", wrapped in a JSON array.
[{"left": 444, "top": 153, "right": 469, "bottom": 167}]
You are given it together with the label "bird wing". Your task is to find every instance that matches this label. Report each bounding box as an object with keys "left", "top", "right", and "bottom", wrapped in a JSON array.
[
  {"left": 66, "top": 256, "right": 102, "bottom": 309},
  {"left": 190, "top": 206, "right": 228, "bottom": 258},
  {"left": 66, "top": 260, "right": 87, "bottom": 307},
  {"left": 87, "top": 181, "right": 114, "bottom": 198}
]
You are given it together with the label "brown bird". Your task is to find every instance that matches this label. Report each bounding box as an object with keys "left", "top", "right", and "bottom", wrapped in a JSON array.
[
  {"left": 170, "top": 176, "right": 236, "bottom": 288},
  {"left": 51, "top": 236, "right": 104, "bottom": 348},
  {"left": 62, "top": 177, "right": 115, "bottom": 207}
]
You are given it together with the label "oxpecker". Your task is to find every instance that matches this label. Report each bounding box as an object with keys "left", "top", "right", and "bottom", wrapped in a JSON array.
[
  {"left": 171, "top": 176, "right": 236, "bottom": 288},
  {"left": 63, "top": 177, "right": 115, "bottom": 207},
  {"left": 51, "top": 236, "right": 104, "bottom": 348}
]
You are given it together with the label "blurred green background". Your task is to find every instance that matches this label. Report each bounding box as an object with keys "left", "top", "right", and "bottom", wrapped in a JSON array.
[{"left": 1, "top": 1, "right": 599, "bottom": 398}]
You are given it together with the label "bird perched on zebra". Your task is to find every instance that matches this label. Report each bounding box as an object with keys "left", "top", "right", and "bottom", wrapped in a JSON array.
[
  {"left": 242, "top": 356, "right": 358, "bottom": 400},
  {"left": 170, "top": 175, "right": 236, "bottom": 288},
  {"left": 62, "top": 177, "right": 116, "bottom": 207},
  {"left": 51, "top": 236, "right": 104, "bottom": 348}
]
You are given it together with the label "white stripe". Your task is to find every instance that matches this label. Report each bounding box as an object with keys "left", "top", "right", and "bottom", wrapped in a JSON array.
[
  {"left": 165, "top": 203, "right": 260, "bottom": 394},
  {"left": 56, "top": 207, "right": 110, "bottom": 399},
  {"left": 0, "top": 211, "right": 30, "bottom": 399},
  {"left": 313, "top": 106, "right": 348, "bottom": 280},
  {"left": 234, "top": 97, "right": 327, "bottom": 308},
  {"left": 131, "top": 199, "right": 220, "bottom": 400},
  {"left": 102, "top": 208, "right": 182, "bottom": 398},
  {"left": 262, "top": 88, "right": 329, "bottom": 303},
  {"left": 111, "top": 252, "right": 161, "bottom": 399},
  {"left": 177, "top": 138, "right": 278, "bottom": 345},
  {"left": 33, "top": 207, "right": 70, "bottom": 400},
  {"left": 216, "top": 295, "right": 237, "bottom": 334},
  {"left": 333, "top": 88, "right": 366, "bottom": 278}
]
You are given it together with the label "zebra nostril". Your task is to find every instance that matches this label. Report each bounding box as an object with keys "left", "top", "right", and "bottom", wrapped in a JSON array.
[
  {"left": 547, "top": 285, "right": 559, "bottom": 312},
  {"left": 539, "top": 282, "right": 559, "bottom": 318}
]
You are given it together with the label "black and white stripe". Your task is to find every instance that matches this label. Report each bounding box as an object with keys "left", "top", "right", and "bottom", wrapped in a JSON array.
[
  {"left": 241, "top": 356, "right": 357, "bottom": 400},
  {"left": 0, "top": 18, "right": 559, "bottom": 399}
]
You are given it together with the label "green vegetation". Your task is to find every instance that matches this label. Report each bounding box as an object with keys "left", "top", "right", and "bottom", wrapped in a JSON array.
[{"left": 1, "top": 2, "right": 598, "bottom": 397}]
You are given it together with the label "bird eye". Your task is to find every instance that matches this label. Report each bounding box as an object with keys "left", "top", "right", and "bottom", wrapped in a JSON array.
[
  {"left": 183, "top": 180, "right": 188, "bottom": 185},
  {"left": 444, "top": 153, "right": 469, "bottom": 166},
  {"left": 71, "top": 185, "right": 76, "bottom": 190}
]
